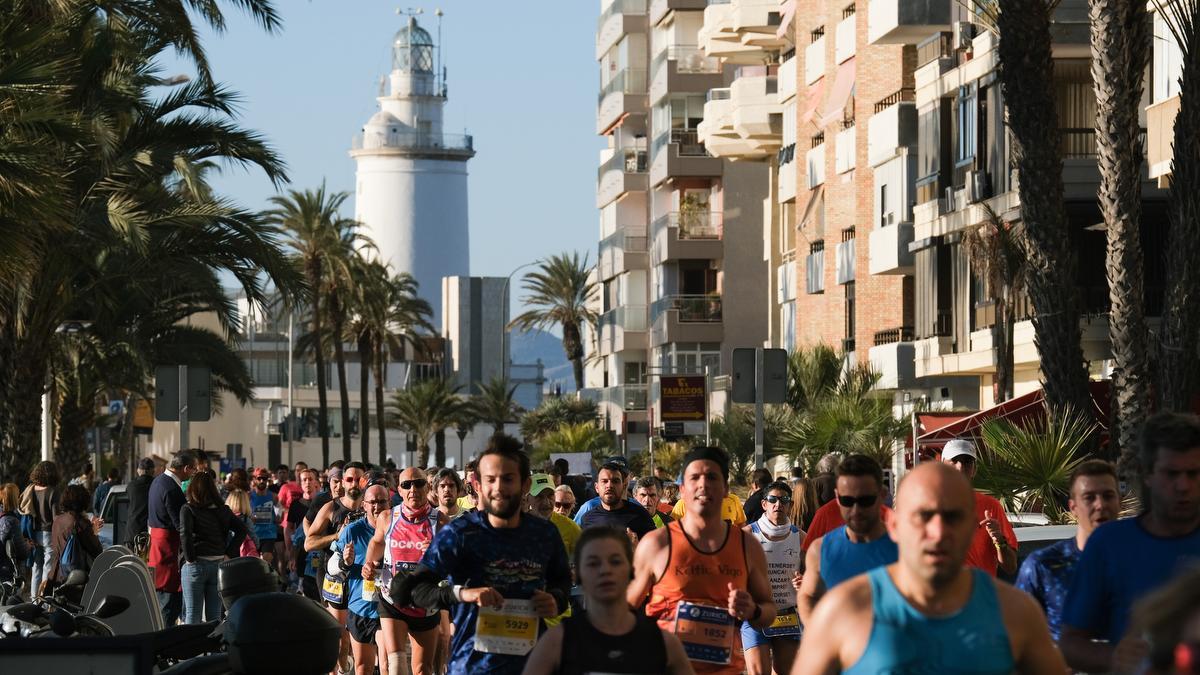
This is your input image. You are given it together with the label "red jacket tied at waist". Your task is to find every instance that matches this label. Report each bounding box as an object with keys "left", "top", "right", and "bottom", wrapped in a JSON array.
[{"left": 149, "top": 527, "right": 181, "bottom": 593}]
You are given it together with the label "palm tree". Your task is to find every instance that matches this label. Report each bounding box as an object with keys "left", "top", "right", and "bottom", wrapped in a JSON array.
[
  {"left": 509, "top": 253, "right": 599, "bottom": 391},
  {"left": 535, "top": 422, "right": 612, "bottom": 468},
  {"left": 519, "top": 396, "right": 600, "bottom": 445},
  {"left": 471, "top": 376, "right": 522, "bottom": 434},
  {"left": 962, "top": 205, "right": 1029, "bottom": 404},
  {"left": 269, "top": 185, "right": 361, "bottom": 466},
  {"left": 386, "top": 378, "right": 466, "bottom": 467},
  {"left": 1156, "top": 1, "right": 1200, "bottom": 416}
]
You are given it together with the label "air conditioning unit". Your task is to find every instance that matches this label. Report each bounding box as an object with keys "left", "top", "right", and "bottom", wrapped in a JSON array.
[{"left": 955, "top": 22, "right": 978, "bottom": 51}]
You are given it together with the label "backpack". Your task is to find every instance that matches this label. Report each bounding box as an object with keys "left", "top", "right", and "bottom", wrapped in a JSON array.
[{"left": 58, "top": 520, "right": 86, "bottom": 580}]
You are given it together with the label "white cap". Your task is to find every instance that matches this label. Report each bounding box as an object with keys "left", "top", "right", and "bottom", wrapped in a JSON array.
[{"left": 942, "top": 439, "right": 978, "bottom": 462}]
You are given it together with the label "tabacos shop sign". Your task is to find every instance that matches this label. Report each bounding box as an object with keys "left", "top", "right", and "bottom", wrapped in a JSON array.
[{"left": 659, "top": 375, "right": 706, "bottom": 438}]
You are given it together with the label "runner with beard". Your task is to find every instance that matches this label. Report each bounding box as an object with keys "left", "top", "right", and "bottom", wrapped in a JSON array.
[
  {"left": 363, "top": 468, "right": 448, "bottom": 675},
  {"left": 797, "top": 455, "right": 897, "bottom": 626},
  {"left": 328, "top": 484, "right": 392, "bottom": 675},
  {"left": 307, "top": 461, "right": 368, "bottom": 675},
  {"left": 628, "top": 447, "right": 776, "bottom": 675},
  {"left": 394, "top": 435, "right": 571, "bottom": 675}
]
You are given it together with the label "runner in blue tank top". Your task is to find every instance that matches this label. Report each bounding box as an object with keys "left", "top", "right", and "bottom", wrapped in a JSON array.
[
  {"left": 798, "top": 455, "right": 898, "bottom": 626},
  {"left": 794, "top": 463, "right": 1066, "bottom": 674}
]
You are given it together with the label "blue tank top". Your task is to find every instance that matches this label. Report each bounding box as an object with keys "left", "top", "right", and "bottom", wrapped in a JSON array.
[
  {"left": 845, "top": 567, "right": 1015, "bottom": 674},
  {"left": 819, "top": 525, "right": 898, "bottom": 589},
  {"left": 249, "top": 491, "right": 276, "bottom": 541}
]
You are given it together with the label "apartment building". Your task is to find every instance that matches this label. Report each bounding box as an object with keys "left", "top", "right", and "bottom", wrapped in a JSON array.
[
  {"left": 1148, "top": 5, "right": 1182, "bottom": 188},
  {"left": 588, "top": 0, "right": 772, "bottom": 450},
  {"left": 792, "top": 0, "right": 977, "bottom": 411},
  {"left": 891, "top": 1, "right": 1166, "bottom": 409}
]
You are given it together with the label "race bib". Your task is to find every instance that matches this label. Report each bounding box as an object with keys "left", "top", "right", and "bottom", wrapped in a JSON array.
[
  {"left": 674, "top": 601, "right": 734, "bottom": 665},
  {"left": 362, "top": 578, "right": 379, "bottom": 602},
  {"left": 474, "top": 598, "right": 537, "bottom": 656},
  {"left": 321, "top": 575, "right": 346, "bottom": 604},
  {"left": 763, "top": 606, "right": 802, "bottom": 638}
]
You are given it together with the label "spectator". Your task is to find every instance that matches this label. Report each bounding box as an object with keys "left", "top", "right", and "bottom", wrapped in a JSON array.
[
  {"left": 124, "top": 458, "right": 155, "bottom": 550},
  {"left": 68, "top": 462, "right": 95, "bottom": 492},
  {"left": 743, "top": 468, "right": 773, "bottom": 523},
  {"left": 0, "top": 483, "right": 30, "bottom": 589},
  {"left": 46, "top": 484, "right": 103, "bottom": 591},
  {"left": 92, "top": 467, "right": 121, "bottom": 514},
  {"left": 941, "top": 439, "right": 1018, "bottom": 577},
  {"left": 812, "top": 453, "right": 841, "bottom": 506},
  {"left": 789, "top": 477, "right": 819, "bottom": 531},
  {"left": 149, "top": 450, "right": 196, "bottom": 625},
  {"left": 224, "top": 489, "right": 259, "bottom": 557},
  {"left": 19, "top": 460, "right": 61, "bottom": 596},
  {"left": 553, "top": 485, "right": 577, "bottom": 517},
  {"left": 180, "top": 471, "right": 247, "bottom": 623}
]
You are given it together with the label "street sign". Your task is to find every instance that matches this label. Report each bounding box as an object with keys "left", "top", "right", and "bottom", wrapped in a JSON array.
[
  {"left": 154, "top": 365, "right": 212, "bottom": 422},
  {"left": 660, "top": 422, "right": 686, "bottom": 439},
  {"left": 732, "top": 348, "right": 788, "bottom": 404},
  {"left": 660, "top": 375, "right": 706, "bottom": 422}
]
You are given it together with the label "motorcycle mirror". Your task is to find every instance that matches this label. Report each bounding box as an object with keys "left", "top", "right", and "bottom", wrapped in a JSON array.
[
  {"left": 6, "top": 603, "right": 45, "bottom": 623},
  {"left": 62, "top": 569, "right": 88, "bottom": 588},
  {"left": 49, "top": 608, "right": 75, "bottom": 637},
  {"left": 91, "top": 595, "right": 130, "bottom": 619}
]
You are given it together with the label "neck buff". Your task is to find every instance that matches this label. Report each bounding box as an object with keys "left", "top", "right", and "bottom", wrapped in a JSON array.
[
  {"left": 402, "top": 502, "right": 431, "bottom": 522},
  {"left": 757, "top": 513, "right": 792, "bottom": 538}
]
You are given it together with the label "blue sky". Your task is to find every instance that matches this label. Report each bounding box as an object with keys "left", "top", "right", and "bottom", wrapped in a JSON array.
[{"left": 171, "top": 1, "right": 603, "bottom": 313}]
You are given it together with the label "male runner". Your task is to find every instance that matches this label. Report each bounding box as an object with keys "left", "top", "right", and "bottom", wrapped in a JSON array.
[
  {"left": 363, "top": 467, "right": 447, "bottom": 675},
  {"left": 628, "top": 446, "right": 776, "bottom": 674},
  {"left": 1015, "top": 459, "right": 1119, "bottom": 641},
  {"left": 793, "top": 462, "right": 1064, "bottom": 673},
  {"left": 942, "top": 439, "right": 1018, "bottom": 576},
  {"left": 249, "top": 468, "right": 281, "bottom": 571},
  {"left": 742, "top": 481, "right": 803, "bottom": 675},
  {"left": 287, "top": 467, "right": 321, "bottom": 599},
  {"left": 578, "top": 462, "right": 657, "bottom": 539},
  {"left": 634, "top": 476, "right": 673, "bottom": 529},
  {"left": 798, "top": 454, "right": 898, "bottom": 625},
  {"left": 307, "top": 461, "right": 368, "bottom": 675},
  {"left": 329, "top": 483, "right": 391, "bottom": 675},
  {"left": 552, "top": 485, "right": 576, "bottom": 518},
  {"left": 527, "top": 473, "right": 582, "bottom": 559},
  {"left": 431, "top": 468, "right": 467, "bottom": 521},
  {"left": 1060, "top": 412, "right": 1200, "bottom": 672},
  {"left": 396, "top": 435, "right": 572, "bottom": 675}
]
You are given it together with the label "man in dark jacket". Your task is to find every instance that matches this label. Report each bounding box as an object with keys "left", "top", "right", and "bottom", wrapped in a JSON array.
[
  {"left": 124, "top": 458, "right": 156, "bottom": 548},
  {"left": 148, "top": 450, "right": 195, "bottom": 625},
  {"left": 743, "top": 468, "right": 774, "bottom": 523}
]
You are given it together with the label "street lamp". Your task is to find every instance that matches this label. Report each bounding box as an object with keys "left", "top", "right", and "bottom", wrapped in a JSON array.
[{"left": 500, "top": 259, "right": 542, "bottom": 383}]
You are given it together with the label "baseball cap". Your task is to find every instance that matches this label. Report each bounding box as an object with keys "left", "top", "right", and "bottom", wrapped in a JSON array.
[
  {"left": 601, "top": 455, "right": 630, "bottom": 475},
  {"left": 252, "top": 467, "right": 271, "bottom": 478},
  {"left": 528, "top": 473, "right": 555, "bottom": 497},
  {"left": 137, "top": 457, "right": 155, "bottom": 472},
  {"left": 942, "top": 439, "right": 978, "bottom": 462}
]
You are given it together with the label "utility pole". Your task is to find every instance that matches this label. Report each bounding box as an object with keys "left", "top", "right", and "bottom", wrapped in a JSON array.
[
  {"left": 178, "top": 365, "right": 189, "bottom": 451},
  {"left": 754, "top": 347, "right": 765, "bottom": 470}
]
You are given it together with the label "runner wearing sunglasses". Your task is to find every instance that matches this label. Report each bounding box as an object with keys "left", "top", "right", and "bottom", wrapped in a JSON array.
[
  {"left": 364, "top": 467, "right": 449, "bottom": 675},
  {"left": 307, "top": 461, "right": 368, "bottom": 675},
  {"left": 741, "top": 481, "right": 804, "bottom": 675},
  {"left": 798, "top": 454, "right": 897, "bottom": 626}
]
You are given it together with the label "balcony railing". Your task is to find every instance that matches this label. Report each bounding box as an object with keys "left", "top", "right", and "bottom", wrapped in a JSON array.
[
  {"left": 873, "top": 326, "right": 915, "bottom": 346},
  {"left": 599, "top": 305, "right": 649, "bottom": 332},
  {"left": 917, "top": 31, "right": 953, "bottom": 69},
  {"left": 650, "top": 294, "right": 723, "bottom": 324},
  {"left": 581, "top": 384, "right": 648, "bottom": 411},
  {"left": 652, "top": 129, "right": 712, "bottom": 157},
  {"left": 599, "top": 227, "right": 649, "bottom": 255},
  {"left": 599, "top": 68, "right": 649, "bottom": 104},
  {"left": 652, "top": 45, "right": 723, "bottom": 74},
  {"left": 352, "top": 132, "right": 474, "bottom": 152},
  {"left": 707, "top": 87, "right": 732, "bottom": 101},
  {"left": 874, "top": 87, "right": 915, "bottom": 113},
  {"left": 597, "top": 0, "right": 648, "bottom": 29},
  {"left": 652, "top": 210, "right": 724, "bottom": 239},
  {"left": 598, "top": 148, "right": 649, "bottom": 180},
  {"left": 1058, "top": 127, "right": 1147, "bottom": 159}
]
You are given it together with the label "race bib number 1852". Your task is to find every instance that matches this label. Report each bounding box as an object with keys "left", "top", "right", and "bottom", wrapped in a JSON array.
[
  {"left": 674, "top": 601, "right": 734, "bottom": 665},
  {"left": 474, "top": 598, "right": 537, "bottom": 656}
]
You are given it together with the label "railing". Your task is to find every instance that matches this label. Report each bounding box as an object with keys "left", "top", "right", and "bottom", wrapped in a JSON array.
[
  {"left": 933, "top": 309, "right": 953, "bottom": 337},
  {"left": 810, "top": 26, "right": 825, "bottom": 42},
  {"left": 598, "top": 148, "right": 648, "bottom": 181},
  {"left": 841, "top": 226, "right": 856, "bottom": 242},
  {"left": 842, "top": 5, "right": 856, "bottom": 18},
  {"left": 599, "top": 306, "right": 649, "bottom": 333},
  {"left": 707, "top": 0, "right": 732, "bottom": 4},
  {"left": 733, "top": 64, "right": 781, "bottom": 79},
  {"left": 707, "top": 87, "right": 731, "bottom": 101},
  {"left": 873, "top": 327, "right": 915, "bottom": 346},
  {"left": 652, "top": 129, "right": 712, "bottom": 157},
  {"left": 599, "top": 227, "right": 649, "bottom": 255},
  {"left": 917, "top": 31, "right": 954, "bottom": 69},
  {"left": 653, "top": 45, "right": 723, "bottom": 74},
  {"left": 874, "top": 87, "right": 915, "bottom": 113},
  {"left": 841, "top": 116, "right": 856, "bottom": 130},
  {"left": 598, "top": 0, "right": 648, "bottom": 29},
  {"left": 598, "top": 68, "right": 648, "bottom": 104},
  {"left": 1058, "top": 128, "right": 1147, "bottom": 159},
  {"left": 352, "top": 132, "right": 473, "bottom": 152},
  {"left": 650, "top": 294, "right": 724, "bottom": 324},
  {"left": 811, "top": 132, "right": 826, "bottom": 148},
  {"left": 777, "top": 142, "right": 796, "bottom": 165},
  {"left": 652, "top": 210, "right": 724, "bottom": 239}
]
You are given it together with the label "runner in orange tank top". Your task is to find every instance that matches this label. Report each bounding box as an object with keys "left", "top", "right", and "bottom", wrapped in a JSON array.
[{"left": 628, "top": 447, "right": 776, "bottom": 675}]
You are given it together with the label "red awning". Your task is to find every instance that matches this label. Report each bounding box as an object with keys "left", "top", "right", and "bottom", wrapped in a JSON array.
[
  {"left": 776, "top": 0, "right": 797, "bottom": 40},
  {"left": 799, "top": 77, "right": 826, "bottom": 128},
  {"left": 818, "top": 58, "right": 856, "bottom": 128}
]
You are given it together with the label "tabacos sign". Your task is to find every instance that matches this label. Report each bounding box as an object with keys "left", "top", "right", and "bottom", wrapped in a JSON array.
[{"left": 660, "top": 376, "right": 706, "bottom": 422}]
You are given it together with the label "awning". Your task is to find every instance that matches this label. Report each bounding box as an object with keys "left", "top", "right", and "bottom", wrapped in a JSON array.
[
  {"left": 818, "top": 58, "right": 856, "bottom": 128},
  {"left": 799, "top": 78, "right": 826, "bottom": 128},
  {"left": 776, "top": 0, "right": 797, "bottom": 40},
  {"left": 798, "top": 185, "right": 824, "bottom": 230}
]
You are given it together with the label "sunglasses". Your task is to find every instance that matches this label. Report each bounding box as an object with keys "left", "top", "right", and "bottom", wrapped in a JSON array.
[
  {"left": 253, "top": 476, "right": 269, "bottom": 482},
  {"left": 400, "top": 479, "right": 428, "bottom": 490},
  {"left": 837, "top": 494, "right": 879, "bottom": 508},
  {"left": 554, "top": 501, "right": 574, "bottom": 508},
  {"left": 764, "top": 495, "right": 792, "bottom": 504}
]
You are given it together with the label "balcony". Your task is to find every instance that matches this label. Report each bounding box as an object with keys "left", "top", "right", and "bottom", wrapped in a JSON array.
[
  {"left": 700, "top": 0, "right": 787, "bottom": 59},
  {"left": 805, "top": 33, "right": 826, "bottom": 85},
  {"left": 598, "top": 227, "right": 649, "bottom": 279},
  {"left": 835, "top": 236, "right": 856, "bottom": 284},
  {"left": 1147, "top": 94, "right": 1180, "bottom": 185},
  {"left": 582, "top": 383, "right": 649, "bottom": 411},
  {"left": 868, "top": 327, "right": 916, "bottom": 390},
  {"left": 697, "top": 87, "right": 739, "bottom": 155},
  {"left": 350, "top": 131, "right": 474, "bottom": 159},
  {"left": 700, "top": 68, "right": 782, "bottom": 159},
  {"left": 597, "top": 147, "right": 649, "bottom": 208},
  {"left": 597, "top": 0, "right": 649, "bottom": 58},
  {"left": 650, "top": 0, "right": 708, "bottom": 25},
  {"left": 867, "top": 88, "right": 916, "bottom": 167},
  {"left": 650, "top": 294, "right": 724, "bottom": 345},
  {"left": 867, "top": 0, "right": 953, "bottom": 46},
  {"left": 651, "top": 210, "right": 725, "bottom": 263},
  {"left": 835, "top": 10, "right": 856, "bottom": 63},
  {"left": 598, "top": 306, "right": 649, "bottom": 354},
  {"left": 868, "top": 223, "right": 914, "bottom": 275},
  {"left": 835, "top": 124, "right": 856, "bottom": 174},
  {"left": 650, "top": 128, "right": 723, "bottom": 186},
  {"left": 597, "top": 68, "right": 649, "bottom": 134},
  {"left": 778, "top": 52, "right": 797, "bottom": 102},
  {"left": 650, "top": 45, "right": 725, "bottom": 102}
]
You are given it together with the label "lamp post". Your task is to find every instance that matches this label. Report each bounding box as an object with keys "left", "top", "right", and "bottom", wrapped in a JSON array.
[{"left": 500, "top": 260, "right": 541, "bottom": 383}]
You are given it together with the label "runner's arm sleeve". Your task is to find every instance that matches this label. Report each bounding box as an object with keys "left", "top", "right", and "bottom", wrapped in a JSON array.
[{"left": 397, "top": 564, "right": 456, "bottom": 611}]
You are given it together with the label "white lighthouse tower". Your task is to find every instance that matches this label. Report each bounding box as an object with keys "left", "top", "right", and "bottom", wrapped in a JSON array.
[{"left": 351, "top": 12, "right": 473, "bottom": 327}]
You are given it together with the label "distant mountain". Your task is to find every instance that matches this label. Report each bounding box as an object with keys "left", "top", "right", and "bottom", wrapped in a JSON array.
[{"left": 510, "top": 329, "right": 576, "bottom": 393}]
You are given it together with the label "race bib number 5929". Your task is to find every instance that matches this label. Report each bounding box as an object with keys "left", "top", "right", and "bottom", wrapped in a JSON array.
[{"left": 474, "top": 598, "right": 537, "bottom": 656}]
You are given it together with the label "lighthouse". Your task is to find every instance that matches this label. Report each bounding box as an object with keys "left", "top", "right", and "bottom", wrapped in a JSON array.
[{"left": 351, "top": 13, "right": 473, "bottom": 327}]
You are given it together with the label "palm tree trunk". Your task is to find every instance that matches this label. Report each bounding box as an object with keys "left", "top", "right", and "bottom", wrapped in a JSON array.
[
  {"left": 416, "top": 440, "right": 430, "bottom": 468},
  {"left": 373, "top": 345, "right": 388, "bottom": 465},
  {"left": 1092, "top": 0, "right": 1151, "bottom": 468},
  {"left": 1159, "top": 5, "right": 1200, "bottom": 414},
  {"left": 308, "top": 262, "right": 331, "bottom": 468},
  {"left": 995, "top": 297, "right": 1014, "bottom": 403},
  {"left": 358, "top": 335, "right": 372, "bottom": 465},
  {"left": 435, "top": 429, "right": 446, "bottom": 467},
  {"left": 995, "top": 0, "right": 1093, "bottom": 415},
  {"left": 329, "top": 295, "right": 353, "bottom": 464},
  {"left": 562, "top": 321, "right": 585, "bottom": 391}
]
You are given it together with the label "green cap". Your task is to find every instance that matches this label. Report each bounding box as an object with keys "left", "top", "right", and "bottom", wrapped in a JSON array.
[{"left": 528, "top": 473, "right": 554, "bottom": 497}]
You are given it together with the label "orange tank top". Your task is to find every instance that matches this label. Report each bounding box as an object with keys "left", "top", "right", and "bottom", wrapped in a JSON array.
[{"left": 645, "top": 520, "right": 749, "bottom": 675}]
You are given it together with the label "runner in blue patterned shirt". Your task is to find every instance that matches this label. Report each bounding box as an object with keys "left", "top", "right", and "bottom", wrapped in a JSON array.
[{"left": 1015, "top": 459, "right": 1120, "bottom": 642}]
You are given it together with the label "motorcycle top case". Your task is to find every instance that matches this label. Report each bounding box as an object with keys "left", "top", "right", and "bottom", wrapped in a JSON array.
[
  {"left": 225, "top": 593, "right": 342, "bottom": 675},
  {"left": 217, "top": 557, "right": 277, "bottom": 610}
]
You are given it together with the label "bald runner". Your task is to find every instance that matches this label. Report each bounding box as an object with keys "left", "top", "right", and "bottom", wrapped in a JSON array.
[{"left": 792, "top": 462, "right": 1065, "bottom": 674}]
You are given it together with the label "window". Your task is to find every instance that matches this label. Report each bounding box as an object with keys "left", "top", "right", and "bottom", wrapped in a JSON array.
[
  {"left": 1155, "top": 13, "right": 1184, "bottom": 101},
  {"left": 955, "top": 85, "right": 977, "bottom": 164},
  {"left": 879, "top": 184, "right": 888, "bottom": 227},
  {"left": 918, "top": 106, "right": 941, "bottom": 180},
  {"left": 844, "top": 281, "right": 856, "bottom": 352}
]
